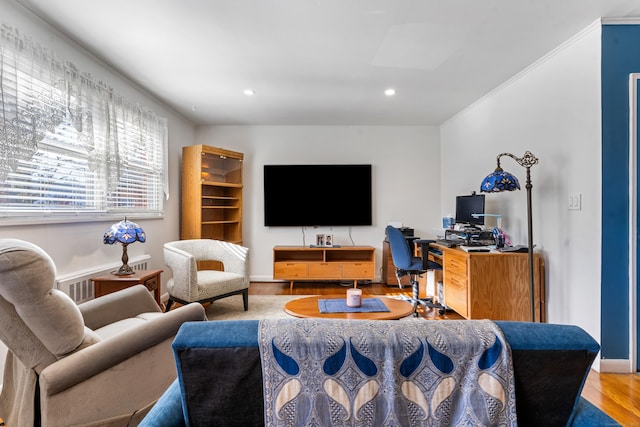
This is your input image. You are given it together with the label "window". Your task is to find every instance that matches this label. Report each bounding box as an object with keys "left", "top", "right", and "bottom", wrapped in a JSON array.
[{"left": 0, "top": 24, "right": 167, "bottom": 224}]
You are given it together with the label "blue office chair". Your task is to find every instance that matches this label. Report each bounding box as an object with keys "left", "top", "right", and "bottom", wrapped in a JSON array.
[{"left": 385, "top": 225, "right": 446, "bottom": 317}]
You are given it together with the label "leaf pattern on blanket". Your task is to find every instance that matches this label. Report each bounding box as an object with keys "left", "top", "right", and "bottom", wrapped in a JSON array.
[
  {"left": 272, "top": 339, "right": 299, "bottom": 375},
  {"left": 426, "top": 338, "right": 455, "bottom": 374},
  {"left": 350, "top": 338, "right": 377, "bottom": 376},
  {"left": 275, "top": 378, "right": 301, "bottom": 416},
  {"left": 323, "top": 340, "right": 346, "bottom": 375},
  {"left": 323, "top": 378, "right": 350, "bottom": 419},
  {"left": 399, "top": 340, "right": 424, "bottom": 377},
  {"left": 478, "top": 372, "right": 506, "bottom": 404},
  {"left": 353, "top": 380, "right": 379, "bottom": 419},
  {"left": 431, "top": 376, "right": 457, "bottom": 415},
  {"left": 478, "top": 335, "right": 503, "bottom": 370},
  {"left": 400, "top": 380, "right": 429, "bottom": 419}
]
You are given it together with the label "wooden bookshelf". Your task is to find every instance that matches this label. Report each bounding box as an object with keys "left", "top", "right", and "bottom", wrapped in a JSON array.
[{"left": 181, "top": 145, "right": 243, "bottom": 244}]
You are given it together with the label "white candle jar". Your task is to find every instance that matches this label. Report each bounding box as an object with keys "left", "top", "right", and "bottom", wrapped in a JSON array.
[{"left": 346, "top": 288, "right": 362, "bottom": 307}]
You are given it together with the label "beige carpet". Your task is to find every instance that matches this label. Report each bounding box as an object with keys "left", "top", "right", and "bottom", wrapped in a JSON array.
[
  {"left": 205, "top": 294, "right": 419, "bottom": 321},
  {"left": 205, "top": 294, "right": 307, "bottom": 320}
]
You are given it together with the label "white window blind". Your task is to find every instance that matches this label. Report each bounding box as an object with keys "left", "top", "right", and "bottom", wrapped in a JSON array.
[{"left": 0, "top": 24, "right": 168, "bottom": 224}]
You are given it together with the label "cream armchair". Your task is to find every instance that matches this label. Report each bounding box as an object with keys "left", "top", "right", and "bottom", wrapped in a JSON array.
[
  {"left": 163, "top": 239, "right": 250, "bottom": 312},
  {"left": 0, "top": 238, "right": 206, "bottom": 427}
]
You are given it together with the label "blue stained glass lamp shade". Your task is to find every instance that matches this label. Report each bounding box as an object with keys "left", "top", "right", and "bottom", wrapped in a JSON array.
[
  {"left": 480, "top": 170, "right": 521, "bottom": 193},
  {"left": 103, "top": 218, "right": 146, "bottom": 275},
  {"left": 103, "top": 219, "right": 146, "bottom": 244}
]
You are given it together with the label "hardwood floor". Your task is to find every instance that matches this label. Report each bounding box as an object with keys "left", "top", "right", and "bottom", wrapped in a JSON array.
[
  {"left": 251, "top": 280, "right": 640, "bottom": 426},
  {"left": 583, "top": 370, "right": 640, "bottom": 426}
]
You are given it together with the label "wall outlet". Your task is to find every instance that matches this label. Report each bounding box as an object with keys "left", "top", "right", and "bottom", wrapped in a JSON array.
[{"left": 568, "top": 193, "right": 582, "bottom": 210}]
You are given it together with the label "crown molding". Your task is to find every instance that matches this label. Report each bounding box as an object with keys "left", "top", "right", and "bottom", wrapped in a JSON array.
[{"left": 602, "top": 17, "right": 640, "bottom": 25}]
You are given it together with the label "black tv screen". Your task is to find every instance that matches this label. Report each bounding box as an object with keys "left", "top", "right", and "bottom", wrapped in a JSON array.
[
  {"left": 455, "top": 194, "right": 485, "bottom": 226},
  {"left": 264, "top": 164, "right": 372, "bottom": 226}
]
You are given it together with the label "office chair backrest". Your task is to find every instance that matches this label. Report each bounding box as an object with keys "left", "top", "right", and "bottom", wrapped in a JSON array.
[{"left": 386, "top": 226, "right": 412, "bottom": 270}]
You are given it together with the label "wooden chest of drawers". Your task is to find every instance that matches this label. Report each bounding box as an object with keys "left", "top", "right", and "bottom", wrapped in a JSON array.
[{"left": 442, "top": 250, "right": 469, "bottom": 318}]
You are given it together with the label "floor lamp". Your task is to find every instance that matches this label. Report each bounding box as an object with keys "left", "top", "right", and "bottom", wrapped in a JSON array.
[{"left": 480, "top": 151, "right": 539, "bottom": 322}]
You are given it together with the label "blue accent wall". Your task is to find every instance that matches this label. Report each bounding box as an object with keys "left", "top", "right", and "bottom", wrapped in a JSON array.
[{"left": 601, "top": 24, "right": 640, "bottom": 359}]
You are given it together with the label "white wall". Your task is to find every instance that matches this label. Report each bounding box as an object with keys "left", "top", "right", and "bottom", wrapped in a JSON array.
[
  {"left": 195, "top": 126, "right": 441, "bottom": 281},
  {"left": 441, "top": 24, "right": 602, "bottom": 345}
]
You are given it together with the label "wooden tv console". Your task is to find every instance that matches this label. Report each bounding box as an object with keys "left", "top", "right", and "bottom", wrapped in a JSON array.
[{"left": 273, "top": 246, "right": 375, "bottom": 291}]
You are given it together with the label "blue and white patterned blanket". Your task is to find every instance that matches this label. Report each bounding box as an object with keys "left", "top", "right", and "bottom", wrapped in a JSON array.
[{"left": 258, "top": 318, "right": 517, "bottom": 427}]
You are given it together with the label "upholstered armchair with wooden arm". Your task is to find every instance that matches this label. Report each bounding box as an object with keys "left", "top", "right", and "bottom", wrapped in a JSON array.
[
  {"left": 0, "top": 238, "right": 206, "bottom": 427},
  {"left": 164, "top": 239, "right": 249, "bottom": 311},
  {"left": 163, "top": 239, "right": 250, "bottom": 312}
]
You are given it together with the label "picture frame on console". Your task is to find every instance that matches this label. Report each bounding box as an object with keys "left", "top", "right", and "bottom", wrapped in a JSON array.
[
  {"left": 316, "top": 234, "right": 325, "bottom": 247},
  {"left": 325, "top": 234, "right": 333, "bottom": 247}
]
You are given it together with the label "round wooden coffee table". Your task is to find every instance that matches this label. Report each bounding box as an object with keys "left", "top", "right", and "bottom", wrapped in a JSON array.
[{"left": 284, "top": 295, "right": 414, "bottom": 320}]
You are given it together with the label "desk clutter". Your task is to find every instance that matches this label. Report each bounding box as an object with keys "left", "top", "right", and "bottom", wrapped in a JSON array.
[
  {"left": 433, "top": 240, "right": 530, "bottom": 253},
  {"left": 460, "top": 246, "right": 492, "bottom": 253},
  {"left": 443, "top": 228, "right": 496, "bottom": 246},
  {"left": 434, "top": 226, "right": 514, "bottom": 250}
]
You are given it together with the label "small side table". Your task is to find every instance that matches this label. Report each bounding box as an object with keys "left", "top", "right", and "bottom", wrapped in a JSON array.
[{"left": 91, "top": 269, "right": 162, "bottom": 307}]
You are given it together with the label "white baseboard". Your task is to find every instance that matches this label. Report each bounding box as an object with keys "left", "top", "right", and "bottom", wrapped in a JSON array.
[
  {"left": 599, "top": 358, "right": 634, "bottom": 373},
  {"left": 250, "top": 275, "right": 281, "bottom": 282}
]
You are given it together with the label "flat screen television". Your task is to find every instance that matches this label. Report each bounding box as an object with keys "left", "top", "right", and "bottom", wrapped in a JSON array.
[
  {"left": 455, "top": 194, "right": 485, "bottom": 227},
  {"left": 264, "top": 164, "right": 372, "bottom": 227}
]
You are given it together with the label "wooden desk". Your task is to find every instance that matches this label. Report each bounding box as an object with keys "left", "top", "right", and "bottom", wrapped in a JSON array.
[
  {"left": 428, "top": 244, "right": 545, "bottom": 322},
  {"left": 284, "top": 295, "right": 414, "bottom": 320},
  {"left": 92, "top": 269, "right": 162, "bottom": 307}
]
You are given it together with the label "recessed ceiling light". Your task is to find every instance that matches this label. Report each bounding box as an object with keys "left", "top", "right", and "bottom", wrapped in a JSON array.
[
  {"left": 244, "top": 89, "right": 255, "bottom": 96},
  {"left": 384, "top": 88, "right": 396, "bottom": 96}
]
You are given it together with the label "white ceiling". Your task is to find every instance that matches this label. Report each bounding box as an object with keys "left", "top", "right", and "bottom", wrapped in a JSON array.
[{"left": 18, "top": 0, "right": 640, "bottom": 125}]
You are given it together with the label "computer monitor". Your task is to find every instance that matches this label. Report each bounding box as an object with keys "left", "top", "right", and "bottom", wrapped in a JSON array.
[{"left": 455, "top": 194, "right": 485, "bottom": 227}]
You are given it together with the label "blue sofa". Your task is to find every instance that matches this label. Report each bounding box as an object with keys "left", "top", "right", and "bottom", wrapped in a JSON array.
[{"left": 141, "top": 320, "right": 619, "bottom": 427}]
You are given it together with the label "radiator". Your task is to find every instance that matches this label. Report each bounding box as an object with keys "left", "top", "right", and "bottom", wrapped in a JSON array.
[{"left": 55, "top": 255, "right": 151, "bottom": 304}]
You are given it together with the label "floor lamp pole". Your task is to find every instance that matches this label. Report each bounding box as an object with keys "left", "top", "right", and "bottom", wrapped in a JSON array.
[{"left": 524, "top": 166, "right": 535, "bottom": 322}]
